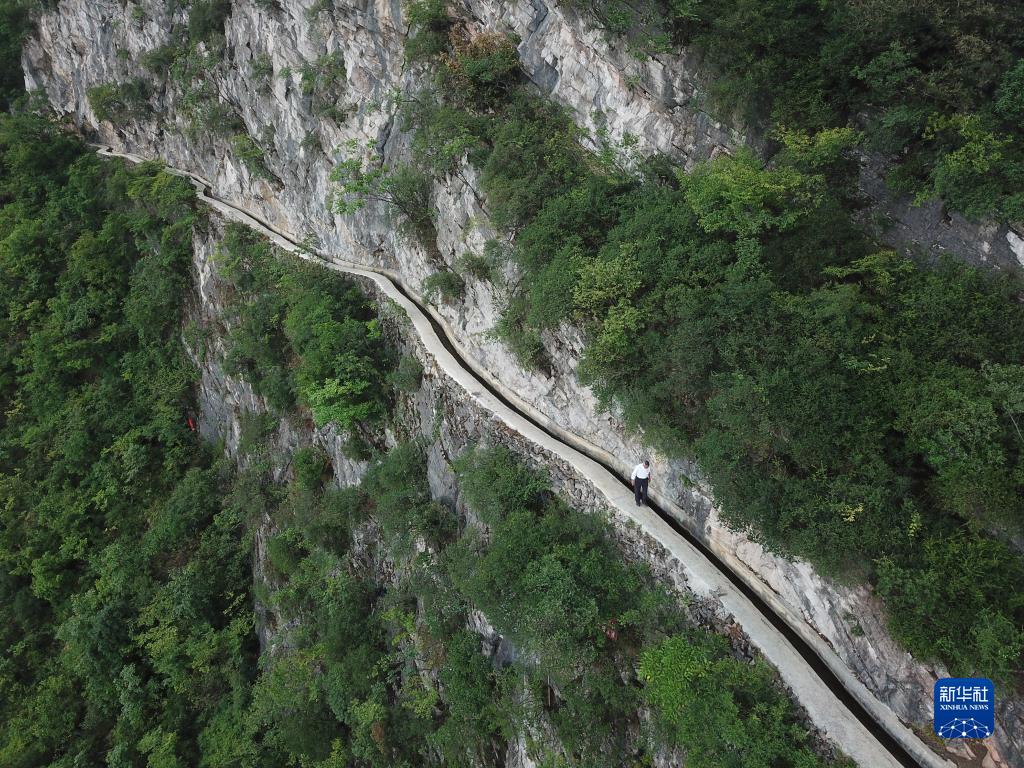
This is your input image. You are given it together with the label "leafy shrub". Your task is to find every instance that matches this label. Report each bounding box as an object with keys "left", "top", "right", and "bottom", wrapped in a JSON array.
[
  {"left": 87, "top": 78, "right": 151, "bottom": 123},
  {"left": 684, "top": 148, "right": 822, "bottom": 237},
  {"left": 230, "top": 132, "right": 273, "bottom": 180},
  {"left": 169, "top": 44, "right": 243, "bottom": 137},
  {"left": 579, "top": 300, "right": 644, "bottom": 379},
  {"left": 220, "top": 224, "right": 394, "bottom": 428},
  {"left": 300, "top": 131, "right": 322, "bottom": 153},
  {"left": 298, "top": 486, "right": 361, "bottom": 554},
  {"left": 451, "top": 448, "right": 657, "bottom": 679},
  {"left": 196, "top": 100, "right": 243, "bottom": 136},
  {"left": 265, "top": 528, "right": 308, "bottom": 577},
  {"left": 362, "top": 442, "right": 454, "bottom": 551},
  {"left": 876, "top": 532, "right": 1024, "bottom": 684},
  {"left": 479, "top": 95, "right": 589, "bottom": 230},
  {"left": 640, "top": 634, "right": 824, "bottom": 768},
  {"left": 249, "top": 647, "right": 340, "bottom": 760},
  {"left": 572, "top": 247, "right": 642, "bottom": 319},
  {"left": 304, "top": 364, "right": 384, "bottom": 428},
  {"left": 342, "top": 431, "right": 374, "bottom": 461},
  {"left": 457, "top": 248, "right": 497, "bottom": 281},
  {"left": 389, "top": 355, "right": 424, "bottom": 393},
  {"left": 645, "top": 0, "right": 1024, "bottom": 221},
  {"left": 917, "top": 113, "right": 1024, "bottom": 222},
  {"left": 404, "top": 99, "right": 491, "bottom": 175},
  {"left": 223, "top": 291, "right": 295, "bottom": 411},
  {"left": 292, "top": 446, "right": 330, "bottom": 490},
  {"left": 331, "top": 153, "right": 437, "bottom": 246},
  {"left": 451, "top": 445, "right": 550, "bottom": 526},
  {"left": 598, "top": 2, "right": 633, "bottom": 36},
  {"left": 188, "top": 0, "right": 232, "bottom": 44},
  {"left": 522, "top": 244, "right": 581, "bottom": 330},
  {"left": 404, "top": 0, "right": 452, "bottom": 62},
  {"left": 431, "top": 630, "right": 509, "bottom": 761},
  {"left": 251, "top": 53, "right": 274, "bottom": 82},
  {"left": 238, "top": 411, "right": 278, "bottom": 456},
  {"left": 300, "top": 51, "right": 348, "bottom": 119},
  {"left": 440, "top": 32, "right": 520, "bottom": 108},
  {"left": 492, "top": 295, "right": 547, "bottom": 369},
  {"left": 385, "top": 164, "right": 436, "bottom": 242},
  {"left": 140, "top": 44, "right": 182, "bottom": 74},
  {"left": 995, "top": 60, "right": 1024, "bottom": 124},
  {"left": 423, "top": 269, "right": 465, "bottom": 303}
]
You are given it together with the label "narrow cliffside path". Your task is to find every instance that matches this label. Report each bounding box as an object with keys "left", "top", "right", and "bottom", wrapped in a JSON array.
[{"left": 94, "top": 145, "right": 947, "bottom": 768}]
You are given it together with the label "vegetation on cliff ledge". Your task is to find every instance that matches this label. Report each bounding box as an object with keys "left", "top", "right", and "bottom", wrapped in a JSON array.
[
  {"left": 585, "top": 0, "right": 1024, "bottom": 223},
  {"left": 392, "top": 15, "right": 1024, "bottom": 683},
  {"left": 0, "top": 111, "right": 842, "bottom": 767},
  {"left": 0, "top": 112, "right": 251, "bottom": 766}
]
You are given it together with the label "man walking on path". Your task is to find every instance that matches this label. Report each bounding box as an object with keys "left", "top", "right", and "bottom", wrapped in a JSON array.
[{"left": 631, "top": 460, "right": 651, "bottom": 506}]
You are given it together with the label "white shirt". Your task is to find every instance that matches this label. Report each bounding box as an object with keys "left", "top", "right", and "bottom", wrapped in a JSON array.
[{"left": 631, "top": 463, "right": 651, "bottom": 481}]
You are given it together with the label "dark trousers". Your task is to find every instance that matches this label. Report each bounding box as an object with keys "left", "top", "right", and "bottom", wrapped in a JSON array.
[{"left": 634, "top": 477, "right": 649, "bottom": 506}]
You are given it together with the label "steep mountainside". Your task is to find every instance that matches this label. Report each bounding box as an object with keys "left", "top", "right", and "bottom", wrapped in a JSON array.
[{"left": 18, "top": 0, "right": 1024, "bottom": 765}]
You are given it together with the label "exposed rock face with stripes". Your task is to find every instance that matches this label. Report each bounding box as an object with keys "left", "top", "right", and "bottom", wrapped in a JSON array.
[{"left": 23, "top": 1, "right": 1023, "bottom": 765}]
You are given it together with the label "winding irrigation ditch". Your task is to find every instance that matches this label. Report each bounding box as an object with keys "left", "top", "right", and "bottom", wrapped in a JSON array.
[{"left": 95, "top": 144, "right": 949, "bottom": 768}]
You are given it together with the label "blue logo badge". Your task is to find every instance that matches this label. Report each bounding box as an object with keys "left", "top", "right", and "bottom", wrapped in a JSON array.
[{"left": 934, "top": 678, "right": 994, "bottom": 738}]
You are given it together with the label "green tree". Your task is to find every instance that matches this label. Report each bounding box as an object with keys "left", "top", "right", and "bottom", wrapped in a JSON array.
[{"left": 640, "top": 634, "right": 823, "bottom": 768}]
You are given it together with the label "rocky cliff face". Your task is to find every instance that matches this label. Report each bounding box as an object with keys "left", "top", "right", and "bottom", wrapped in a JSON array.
[
  {"left": 24, "top": 1, "right": 1022, "bottom": 764},
  {"left": 184, "top": 217, "right": 744, "bottom": 768},
  {"left": 186, "top": 220, "right": 376, "bottom": 652}
]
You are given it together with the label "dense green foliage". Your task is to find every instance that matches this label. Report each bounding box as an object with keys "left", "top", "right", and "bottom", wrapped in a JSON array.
[
  {"left": 6, "top": 0, "right": 1023, "bottom": 760},
  {"left": 229, "top": 133, "right": 272, "bottom": 180},
  {"left": 446, "top": 446, "right": 830, "bottom": 766},
  {"left": 87, "top": 78, "right": 152, "bottom": 124},
  {"left": 233, "top": 450, "right": 439, "bottom": 768},
  {"left": 0, "top": 114, "right": 418, "bottom": 766},
  {"left": 389, "top": 355, "right": 424, "bottom": 393},
  {"left": 404, "top": 0, "right": 453, "bottom": 62},
  {"left": 0, "top": 112, "right": 837, "bottom": 768},
  {"left": 423, "top": 269, "right": 465, "bottom": 303},
  {"left": 170, "top": 43, "right": 244, "bottom": 138},
  {"left": 0, "top": 113, "right": 258, "bottom": 767},
  {"left": 581, "top": 0, "right": 1024, "bottom": 221},
  {"left": 176, "top": 417, "right": 832, "bottom": 767},
  {"left": 218, "top": 223, "right": 394, "bottom": 429},
  {"left": 253, "top": 442, "right": 831, "bottom": 767},
  {"left": 188, "top": 0, "right": 232, "bottom": 45},
  {"left": 400, "top": 27, "right": 1024, "bottom": 680},
  {"left": 641, "top": 634, "right": 824, "bottom": 768},
  {"left": 447, "top": 448, "right": 673, "bottom": 764},
  {"left": 0, "top": 0, "right": 32, "bottom": 111}
]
